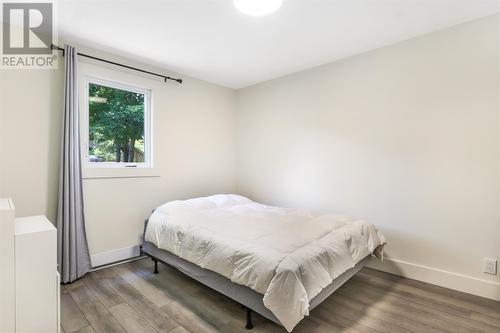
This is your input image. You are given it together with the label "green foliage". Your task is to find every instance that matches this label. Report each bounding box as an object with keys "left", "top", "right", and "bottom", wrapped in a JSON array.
[{"left": 88, "top": 83, "right": 145, "bottom": 162}]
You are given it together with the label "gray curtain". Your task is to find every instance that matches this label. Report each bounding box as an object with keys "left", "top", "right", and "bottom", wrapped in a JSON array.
[{"left": 57, "top": 44, "right": 91, "bottom": 283}]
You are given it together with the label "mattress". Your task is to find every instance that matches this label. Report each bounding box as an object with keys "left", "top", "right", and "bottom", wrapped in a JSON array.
[{"left": 145, "top": 194, "right": 386, "bottom": 331}]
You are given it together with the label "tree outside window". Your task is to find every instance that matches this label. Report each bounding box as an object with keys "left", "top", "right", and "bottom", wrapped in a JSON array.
[{"left": 87, "top": 81, "right": 150, "bottom": 165}]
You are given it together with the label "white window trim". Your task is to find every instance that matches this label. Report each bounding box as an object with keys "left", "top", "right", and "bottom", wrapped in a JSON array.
[{"left": 83, "top": 76, "right": 153, "bottom": 169}]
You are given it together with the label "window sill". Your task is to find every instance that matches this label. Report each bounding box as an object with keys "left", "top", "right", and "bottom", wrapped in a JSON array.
[{"left": 82, "top": 167, "right": 160, "bottom": 179}]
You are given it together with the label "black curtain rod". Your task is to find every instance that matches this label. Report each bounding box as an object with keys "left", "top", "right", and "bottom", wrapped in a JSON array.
[{"left": 51, "top": 44, "right": 182, "bottom": 84}]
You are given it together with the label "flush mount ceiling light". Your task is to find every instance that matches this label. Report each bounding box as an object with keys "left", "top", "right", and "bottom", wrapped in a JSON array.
[{"left": 234, "top": 0, "right": 283, "bottom": 16}]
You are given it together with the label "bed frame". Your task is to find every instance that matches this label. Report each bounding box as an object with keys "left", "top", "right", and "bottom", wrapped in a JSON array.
[{"left": 140, "top": 219, "right": 371, "bottom": 330}]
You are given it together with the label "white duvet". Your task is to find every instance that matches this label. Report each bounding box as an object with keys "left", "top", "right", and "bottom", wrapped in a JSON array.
[{"left": 145, "top": 194, "right": 386, "bottom": 332}]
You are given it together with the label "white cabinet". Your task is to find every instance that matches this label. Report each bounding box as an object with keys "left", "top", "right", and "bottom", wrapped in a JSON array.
[
  {"left": 15, "top": 216, "right": 58, "bottom": 333},
  {"left": 0, "top": 199, "right": 16, "bottom": 333},
  {"left": 0, "top": 199, "right": 60, "bottom": 333}
]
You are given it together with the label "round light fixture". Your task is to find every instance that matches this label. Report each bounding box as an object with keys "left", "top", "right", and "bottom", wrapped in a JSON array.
[{"left": 234, "top": 0, "right": 283, "bottom": 16}]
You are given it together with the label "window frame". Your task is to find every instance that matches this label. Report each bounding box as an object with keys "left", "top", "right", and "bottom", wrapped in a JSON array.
[{"left": 83, "top": 76, "right": 153, "bottom": 169}]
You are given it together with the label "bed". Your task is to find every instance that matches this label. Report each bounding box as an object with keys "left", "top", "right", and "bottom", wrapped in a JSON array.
[{"left": 141, "top": 194, "right": 386, "bottom": 332}]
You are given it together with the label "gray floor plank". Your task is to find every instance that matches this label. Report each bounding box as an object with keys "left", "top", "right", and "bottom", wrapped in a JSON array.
[
  {"left": 60, "top": 292, "right": 90, "bottom": 333},
  {"left": 69, "top": 284, "right": 126, "bottom": 333},
  {"left": 160, "top": 301, "right": 220, "bottom": 333},
  {"left": 62, "top": 279, "right": 86, "bottom": 293},
  {"left": 114, "top": 263, "right": 174, "bottom": 308},
  {"left": 358, "top": 269, "right": 500, "bottom": 319},
  {"left": 168, "top": 327, "right": 191, "bottom": 333},
  {"left": 62, "top": 258, "right": 500, "bottom": 333},
  {"left": 109, "top": 303, "right": 157, "bottom": 333},
  {"left": 93, "top": 267, "right": 119, "bottom": 279},
  {"left": 339, "top": 281, "right": 499, "bottom": 333},
  {"left": 107, "top": 273, "right": 179, "bottom": 333},
  {"left": 331, "top": 291, "right": 456, "bottom": 333},
  {"left": 74, "top": 326, "right": 97, "bottom": 333},
  {"left": 353, "top": 272, "right": 472, "bottom": 318},
  {"left": 320, "top": 297, "right": 408, "bottom": 333},
  {"left": 471, "top": 312, "right": 500, "bottom": 329},
  {"left": 365, "top": 268, "right": 500, "bottom": 313},
  {"left": 84, "top": 271, "right": 125, "bottom": 309}
]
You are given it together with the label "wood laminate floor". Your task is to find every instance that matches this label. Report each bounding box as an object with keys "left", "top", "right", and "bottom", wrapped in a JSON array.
[{"left": 61, "top": 258, "right": 500, "bottom": 333}]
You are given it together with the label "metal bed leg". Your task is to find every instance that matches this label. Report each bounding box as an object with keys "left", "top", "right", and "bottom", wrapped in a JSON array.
[
  {"left": 245, "top": 308, "right": 253, "bottom": 330},
  {"left": 152, "top": 258, "right": 159, "bottom": 274}
]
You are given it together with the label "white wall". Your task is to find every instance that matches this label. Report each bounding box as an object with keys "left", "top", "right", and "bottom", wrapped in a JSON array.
[
  {"left": 0, "top": 45, "right": 237, "bottom": 265},
  {"left": 0, "top": 68, "right": 63, "bottom": 221},
  {"left": 1, "top": 13, "right": 498, "bottom": 300},
  {"left": 79, "top": 57, "right": 236, "bottom": 263},
  {"left": 236, "top": 15, "right": 500, "bottom": 300}
]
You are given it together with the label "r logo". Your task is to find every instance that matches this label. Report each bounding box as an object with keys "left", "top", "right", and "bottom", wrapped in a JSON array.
[{"left": 2, "top": 2, "right": 53, "bottom": 54}]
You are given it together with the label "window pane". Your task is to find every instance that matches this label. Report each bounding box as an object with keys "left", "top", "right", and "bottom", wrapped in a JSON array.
[{"left": 88, "top": 83, "right": 146, "bottom": 163}]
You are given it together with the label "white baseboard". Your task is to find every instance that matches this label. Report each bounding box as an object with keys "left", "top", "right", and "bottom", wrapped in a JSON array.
[
  {"left": 90, "top": 246, "right": 500, "bottom": 301},
  {"left": 91, "top": 245, "right": 141, "bottom": 268},
  {"left": 367, "top": 257, "right": 500, "bottom": 301}
]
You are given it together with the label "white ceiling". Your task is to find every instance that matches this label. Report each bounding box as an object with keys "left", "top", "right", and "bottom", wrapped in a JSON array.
[{"left": 59, "top": 0, "right": 500, "bottom": 89}]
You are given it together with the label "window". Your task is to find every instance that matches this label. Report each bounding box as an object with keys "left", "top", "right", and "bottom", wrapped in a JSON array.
[{"left": 85, "top": 78, "right": 152, "bottom": 168}]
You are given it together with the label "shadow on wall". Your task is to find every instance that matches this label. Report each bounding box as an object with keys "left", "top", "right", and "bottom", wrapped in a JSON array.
[
  {"left": 46, "top": 64, "right": 64, "bottom": 224},
  {"left": 371, "top": 229, "right": 469, "bottom": 274}
]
